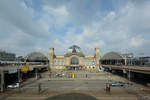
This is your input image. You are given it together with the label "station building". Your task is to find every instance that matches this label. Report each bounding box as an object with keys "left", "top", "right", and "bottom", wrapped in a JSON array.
[{"left": 49, "top": 45, "right": 100, "bottom": 70}]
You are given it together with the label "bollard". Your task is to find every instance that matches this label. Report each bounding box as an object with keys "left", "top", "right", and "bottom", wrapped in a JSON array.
[{"left": 72, "top": 73, "right": 75, "bottom": 78}]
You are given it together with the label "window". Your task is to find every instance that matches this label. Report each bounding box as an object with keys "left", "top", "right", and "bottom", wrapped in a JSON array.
[
  {"left": 62, "top": 61, "right": 64, "bottom": 65},
  {"left": 54, "top": 60, "right": 56, "bottom": 66},
  {"left": 84, "top": 60, "right": 87, "bottom": 65},
  {"left": 57, "top": 61, "right": 60, "bottom": 65},
  {"left": 71, "top": 57, "right": 79, "bottom": 65},
  {"left": 92, "top": 61, "right": 95, "bottom": 65},
  {"left": 89, "top": 61, "right": 91, "bottom": 65}
]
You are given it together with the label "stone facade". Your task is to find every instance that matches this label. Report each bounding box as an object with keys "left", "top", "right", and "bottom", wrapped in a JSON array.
[{"left": 49, "top": 45, "right": 100, "bottom": 70}]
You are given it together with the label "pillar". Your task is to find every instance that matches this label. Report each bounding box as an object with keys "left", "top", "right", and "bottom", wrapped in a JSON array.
[
  {"left": 123, "top": 69, "right": 127, "bottom": 77},
  {"left": 1, "top": 71, "right": 5, "bottom": 92},
  {"left": 35, "top": 68, "right": 38, "bottom": 80},
  {"left": 95, "top": 48, "right": 100, "bottom": 66},
  {"left": 49, "top": 48, "right": 55, "bottom": 70},
  {"left": 127, "top": 71, "right": 134, "bottom": 81}
]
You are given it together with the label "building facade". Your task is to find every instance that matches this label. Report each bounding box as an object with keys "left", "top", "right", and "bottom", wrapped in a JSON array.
[
  {"left": 0, "top": 50, "right": 16, "bottom": 61},
  {"left": 49, "top": 45, "right": 100, "bottom": 70}
]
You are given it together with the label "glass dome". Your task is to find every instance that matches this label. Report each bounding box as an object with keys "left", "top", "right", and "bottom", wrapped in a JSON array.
[
  {"left": 67, "top": 45, "right": 82, "bottom": 53},
  {"left": 25, "top": 52, "right": 48, "bottom": 61}
]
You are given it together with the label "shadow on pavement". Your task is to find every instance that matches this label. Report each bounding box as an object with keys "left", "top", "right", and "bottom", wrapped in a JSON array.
[
  {"left": 45, "top": 93, "right": 98, "bottom": 100},
  {"left": 21, "top": 79, "right": 38, "bottom": 87}
]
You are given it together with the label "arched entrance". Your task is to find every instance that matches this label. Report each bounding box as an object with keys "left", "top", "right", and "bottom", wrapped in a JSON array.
[
  {"left": 70, "top": 57, "right": 79, "bottom": 70},
  {"left": 71, "top": 57, "right": 79, "bottom": 65}
]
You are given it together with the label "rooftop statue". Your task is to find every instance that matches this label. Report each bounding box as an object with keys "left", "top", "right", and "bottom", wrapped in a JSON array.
[{"left": 68, "top": 45, "right": 82, "bottom": 53}]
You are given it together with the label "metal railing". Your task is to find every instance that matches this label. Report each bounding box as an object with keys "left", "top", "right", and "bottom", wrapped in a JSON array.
[{"left": 47, "top": 69, "right": 101, "bottom": 79}]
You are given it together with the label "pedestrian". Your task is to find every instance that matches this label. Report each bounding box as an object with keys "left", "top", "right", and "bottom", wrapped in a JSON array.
[
  {"left": 106, "top": 83, "right": 111, "bottom": 93},
  {"left": 48, "top": 73, "right": 51, "bottom": 81}
]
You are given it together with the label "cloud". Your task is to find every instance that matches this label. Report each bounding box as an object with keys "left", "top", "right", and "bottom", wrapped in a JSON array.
[
  {"left": 0, "top": 0, "right": 51, "bottom": 55},
  {"left": 51, "top": 0, "right": 150, "bottom": 55},
  {"left": 130, "top": 35, "right": 145, "bottom": 48},
  {"left": 0, "top": 0, "right": 47, "bottom": 37},
  {"left": 42, "top": 5, "right": 69, "bottom": 29},
  {"left": 0, "top": 0, "right": 150, "bottom": 56}
]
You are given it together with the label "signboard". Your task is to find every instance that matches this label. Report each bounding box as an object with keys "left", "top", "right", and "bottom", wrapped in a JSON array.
[
  {"left": 21, "top": 66, "right": 29, "bottom": 73},
  {"left": 8, "top": 67, "right": 17, "bottom": 74}
]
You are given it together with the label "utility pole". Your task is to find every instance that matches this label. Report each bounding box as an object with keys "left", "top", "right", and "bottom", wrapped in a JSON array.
[
  {"left": 18, "top": 68, "right": 20, "bottom": 83},
  {"left": 128, "top": 66, "right": 131, "bottom": 87},
  {"left": 18, "top": 68, "right": 21, "bottom": 91},
  {"left": 35, "top": 68, "right": 38, "bottom": 80},
  {"left": 129, "top": 69, "right": 131, "bottom": 82},
  {"left": 125, "top": 56, "right": 127, "bottom": 66}
]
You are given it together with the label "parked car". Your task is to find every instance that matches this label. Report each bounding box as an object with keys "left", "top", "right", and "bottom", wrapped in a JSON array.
[
  {"left": 111, "top": 82, "right": 125, "bottom": 87},
  {"left": 7, "top": 83, "right": 20, "bottom": 88}
]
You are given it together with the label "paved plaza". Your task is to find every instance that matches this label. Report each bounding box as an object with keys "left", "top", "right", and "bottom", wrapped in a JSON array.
[{"left": 0, "top": 70, "right": 150, "bottom": 100}]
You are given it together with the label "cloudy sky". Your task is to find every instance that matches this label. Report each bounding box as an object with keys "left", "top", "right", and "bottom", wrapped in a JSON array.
[{"left": 0, "top": 0, "right": 150, "bottom": 56}]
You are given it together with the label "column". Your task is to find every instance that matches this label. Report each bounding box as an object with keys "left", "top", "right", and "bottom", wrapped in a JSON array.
[
  {"left": 49, "top": 48, "right": 54, "bottom": 70},
  {"left": 1, "top": 71, "right": 5, "bottom": 92},
  {"left": 95, "top": 48, "right": 100, "bottom": 65},
  {"left": 127, "top": 71, "right": 134, "bottom": 81}
]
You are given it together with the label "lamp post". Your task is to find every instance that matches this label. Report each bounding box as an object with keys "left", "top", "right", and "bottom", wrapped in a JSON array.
[
  {"left": 128, "top": 66, "right": 131, "bottom": 87},
  {"left": 17, "top": 58, "right": 21, "bottom": 91},
  {"left": 125, "top": 56, "right": 127, "bottom": 66}
]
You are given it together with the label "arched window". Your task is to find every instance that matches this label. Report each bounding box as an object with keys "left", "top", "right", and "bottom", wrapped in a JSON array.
[
  {"left": 57, "top": 61, "right": 60, "bottom": 65},
  {"left": 92, "top": 61, "right": 95, "bottom": 65},
  {"left": 54, "top": 60, "right": 56, "bottom": 66},
  {"left": 70, "top": 57, "right": 79, "bottom": 65},
  {"left": 89, "top": 61, "right": 91, "bottom": 65},
  {"left": 84, "top": 60, "right": 87, "bottom": 65}
]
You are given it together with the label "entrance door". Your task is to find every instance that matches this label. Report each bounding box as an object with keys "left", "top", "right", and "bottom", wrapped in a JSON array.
[
  {"left": 69, "top": 66, "right": 79, "bottom": 70},
  {"left": 70, "top": 57, "right": 79, "bottom": 70}
]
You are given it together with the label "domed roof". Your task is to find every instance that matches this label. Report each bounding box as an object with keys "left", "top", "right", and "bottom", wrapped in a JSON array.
[
  {"left": 101, "top": 51, "right": 125, "bottom": 60},
  {"left": 25, "top": 52, "right": 48, "bottom": 61},
  {"left": 68, "top": 45, "right": 82, "bottom": 53}
]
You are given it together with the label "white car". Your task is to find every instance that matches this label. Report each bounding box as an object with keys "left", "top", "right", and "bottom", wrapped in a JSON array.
[
  {"left": 111, "top": 82, "right": 125, "bottom": 87},
  {"left": 7, "top": 83, "right": 20, "bottom": 88}
]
